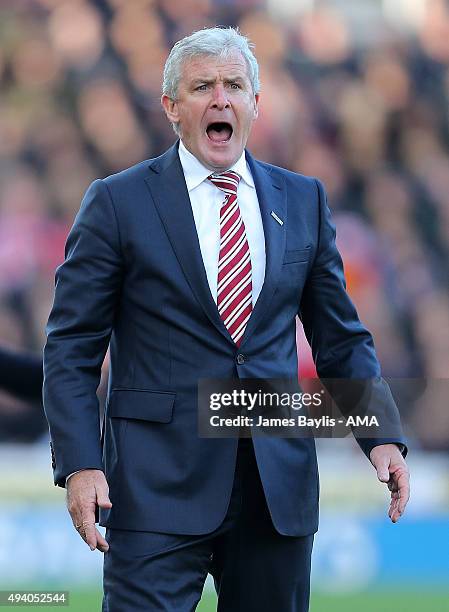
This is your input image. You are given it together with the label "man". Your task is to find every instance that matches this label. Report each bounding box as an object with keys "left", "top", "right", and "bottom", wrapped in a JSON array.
[{"left": 43, "top": 27, "right": 410, "bottom": 611}]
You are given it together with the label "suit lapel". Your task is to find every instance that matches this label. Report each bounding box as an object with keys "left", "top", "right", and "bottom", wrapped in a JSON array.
[
  {"left": 144, "top": 144, "right": 286, "bottom": 348},
  {"left": 239, "top": 151, "right": 287, "bottom": 347},
  {"left": 144, "top": 143, "right": 232, "bottom": 343}
]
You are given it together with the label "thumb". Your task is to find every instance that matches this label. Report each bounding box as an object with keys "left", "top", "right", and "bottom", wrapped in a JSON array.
[
  {"left": 95, "top": 485, "right": 112, "bottom": 509},
  {"left": 376, "top": 461, "right": 390, "bottom": 483}
]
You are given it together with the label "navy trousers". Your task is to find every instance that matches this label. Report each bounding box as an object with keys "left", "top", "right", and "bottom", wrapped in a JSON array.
[{"left": 102, "top": 439, "right": 314, "bottom": 611}]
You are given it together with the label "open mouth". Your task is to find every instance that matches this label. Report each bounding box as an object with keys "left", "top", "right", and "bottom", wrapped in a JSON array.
[{"left": 206, "top": 122, "right": 233, "bottom": 143}]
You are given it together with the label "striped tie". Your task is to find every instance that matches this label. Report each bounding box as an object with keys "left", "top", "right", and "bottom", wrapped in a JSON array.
[{"left": 209, "top": 171, "right": 252, "bottom": 346}]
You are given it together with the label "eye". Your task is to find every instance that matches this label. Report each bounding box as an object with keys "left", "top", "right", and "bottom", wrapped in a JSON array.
[
  {"left": 229, "top": 83, "right": 241, "bottom": 90},
  {"left": 195, "top": 84, "right": 208, "bottom": 91}
]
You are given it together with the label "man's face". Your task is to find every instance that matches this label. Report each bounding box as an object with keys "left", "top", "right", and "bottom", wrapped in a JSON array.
[{"left": 162, "top": 52, "right": 259, "bottom": 171}]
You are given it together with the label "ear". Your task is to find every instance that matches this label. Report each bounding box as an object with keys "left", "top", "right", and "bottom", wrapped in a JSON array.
[
  {"left": 161, "top": 94, "right": 180, "bottom": 124},
  {"left": 253, "top": 93, "right": 260, "bottom": 120}
]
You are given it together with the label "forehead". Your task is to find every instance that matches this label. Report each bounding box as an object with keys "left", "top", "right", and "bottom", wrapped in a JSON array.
[{"left": 180, "top": 52, "right": 250, "bottom": 82}]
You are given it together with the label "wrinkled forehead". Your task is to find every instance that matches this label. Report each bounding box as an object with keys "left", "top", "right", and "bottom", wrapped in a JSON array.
[{"left": 179, "top": 51, "right": 252, "bottom": 84}]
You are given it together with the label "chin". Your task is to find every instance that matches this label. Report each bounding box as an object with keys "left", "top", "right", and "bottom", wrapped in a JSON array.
[{"left": 205, "top": 148, "right": 239, "bottom": 170}]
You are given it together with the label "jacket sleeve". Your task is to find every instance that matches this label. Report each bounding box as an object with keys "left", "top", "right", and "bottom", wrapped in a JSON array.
[
  {"left": 299, "top": 179, "right": 407, "bottom": 459},
  {"left": 43, "top": 179, "right": 124, "bottom": 486}
]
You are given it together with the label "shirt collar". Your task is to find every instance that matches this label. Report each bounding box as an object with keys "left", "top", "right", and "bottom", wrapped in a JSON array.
[{"left": 178, "top": 139, "right": 255, "bottom": 192}]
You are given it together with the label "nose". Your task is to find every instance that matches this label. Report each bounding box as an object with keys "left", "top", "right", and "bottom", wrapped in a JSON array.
[{"left": 211, "top": 84, "right": 230, "bottom": 110}]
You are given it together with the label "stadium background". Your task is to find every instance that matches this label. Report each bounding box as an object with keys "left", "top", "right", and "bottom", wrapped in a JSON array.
[{"left": 0, "top": 0, "right": 448, "bottom": 610}]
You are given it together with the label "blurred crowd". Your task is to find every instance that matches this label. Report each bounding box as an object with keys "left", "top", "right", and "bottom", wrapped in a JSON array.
[{"left": 0, "top": 0, "right": 448, "bottom": 448}]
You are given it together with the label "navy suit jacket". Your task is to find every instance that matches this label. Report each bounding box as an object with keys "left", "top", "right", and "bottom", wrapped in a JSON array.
[{"left": 43, "top": 142, "right": 406, "bottom": 536}]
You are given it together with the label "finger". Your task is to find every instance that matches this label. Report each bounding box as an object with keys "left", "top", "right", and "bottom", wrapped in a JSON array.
[
  {"left": 391, "top": 505, "right": 401, "bottom": 523},
  {"left": 388, "top": 501, "right": 396, "bottom": 520},
  {"left": 95, "top": 528, "right": 109, "bottom": 552},
  {"left": 388, "top": 478, "right": 402, "bottom": 522},
  {"left": 397, "top": 472, "right": 411, "bottom": 515},
  {"left": 72, "top": 510, "right": 88, "bottom": 532},
  {"left": 376, "top": 461, "right": 390, "bottom": 483},
  {"left": 389, "top": 495, "right": 399, "bottom": 515},
  {"left": 82, "top": 519, "right": 97, "bottom": 551},
  {"left": 95, "top": 485, "right": 112, "bottom": 509},
  {"left": 389, "top": 495, "right": 401, "bottom": 522},
  {"left": 73, "top": 519, "right": 85, "bottom": 539},
  {"left": 74, "top": 522, "right": 88, "bottom": 545},
  {"left": 388, "top": 491, "right": 399, "bottom": 510},
  {"left": 389, "top": 490, "right": 406, "bottom": 522},
  {"left": 391, "top": 466, "right": 409, "bottom": 498},
  {"left": 71, "top": 512, "right": 81, "bottom": 528}
]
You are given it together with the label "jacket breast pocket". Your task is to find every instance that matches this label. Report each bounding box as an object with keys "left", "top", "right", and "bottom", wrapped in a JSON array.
[
  {"left": 278, "top": 247, "right": 311, "bottom": 292},
  {"left": 283, "top": 247, "right": 311, "bottom": 265},
  {"left": 108, "top": 388, "right": 176, "bottom": 423}
]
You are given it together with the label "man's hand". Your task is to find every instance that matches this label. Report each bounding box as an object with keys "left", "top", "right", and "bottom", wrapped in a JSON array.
[
  {"left": 66, "top": 469, "right": 112, "bottom": 552},
  {"left": 369, "top": 444, "right": 410, "bottom": 523}
]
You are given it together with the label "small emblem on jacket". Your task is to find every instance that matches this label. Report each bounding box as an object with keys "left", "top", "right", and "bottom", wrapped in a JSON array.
[{"left": 271, "top": 211, "right": 284, "bottom": 225}]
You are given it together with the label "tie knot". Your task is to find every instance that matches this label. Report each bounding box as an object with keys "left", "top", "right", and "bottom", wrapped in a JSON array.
[{"left": 208, "top": 171, "right": 240, "bottom": 196}]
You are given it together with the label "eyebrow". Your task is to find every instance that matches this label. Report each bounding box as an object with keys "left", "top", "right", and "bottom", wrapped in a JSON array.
[{"left": 190, "top": 76, "right": 246, "bottom": 85}]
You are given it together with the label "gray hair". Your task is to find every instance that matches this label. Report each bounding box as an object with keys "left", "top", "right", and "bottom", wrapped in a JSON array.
[{"left": 162, "top": 27, "right": 260, "bottom": 102}]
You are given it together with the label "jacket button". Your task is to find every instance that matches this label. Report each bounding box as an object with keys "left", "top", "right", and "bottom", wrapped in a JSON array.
[{"left": 236, "top": 353, "right": 246, "bottom": 365}]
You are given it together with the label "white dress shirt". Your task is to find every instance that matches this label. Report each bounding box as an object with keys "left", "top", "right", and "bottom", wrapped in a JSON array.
[
  {"left": 178, "top": 140, "right": 266, "bottom": 305},
  {"left": 66, "top": 143, "right": 266, "bottom": 485}
]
